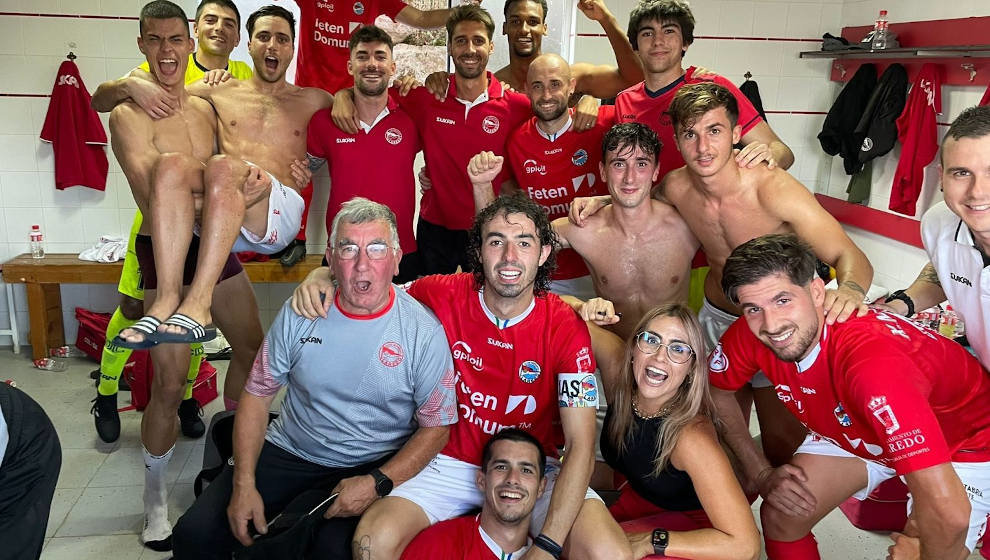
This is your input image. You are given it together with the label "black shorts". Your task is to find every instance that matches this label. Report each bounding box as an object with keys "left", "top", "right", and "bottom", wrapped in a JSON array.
[
  {"left": 134, "top": 234, "right": 244, "bottom": 290},
  {"left": 416, "top": 219, "right": 472, "bottom": 276}
]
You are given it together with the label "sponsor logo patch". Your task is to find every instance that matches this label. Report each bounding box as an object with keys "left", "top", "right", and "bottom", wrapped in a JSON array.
[{"left": 868, "top": 395, "right": 900, "bottom": 435}]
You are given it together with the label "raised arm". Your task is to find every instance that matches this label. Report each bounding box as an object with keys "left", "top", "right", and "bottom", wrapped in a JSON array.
[
  {"left": 628, "top": 420, "right": 760, "bottom": 560},
  {"left": 570, "top": 0, "right": 643, "bottom": 99},
  {"left": 763, "top": 173, "right": 873, "bottom": 324},
  {"left": 395, "top": 4, "right": 454, "bottom": 29}
]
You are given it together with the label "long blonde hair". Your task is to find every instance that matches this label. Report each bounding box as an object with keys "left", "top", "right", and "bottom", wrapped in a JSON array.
[{"left": 606, "top": 303, "right": 717, "bottom": 476}]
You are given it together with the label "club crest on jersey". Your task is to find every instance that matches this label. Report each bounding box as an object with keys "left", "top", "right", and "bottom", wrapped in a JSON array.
[
  {"left": 385, "top": 128, "right": 402, "bottom": 145},
  {"left": 518, "top": 360, "right": 541, "bottom": 383},
  {"left": 571, "top": 149, "right": 588, "bottom": 166},
  {"left": 353, "top": 1, "right": 364, "bottom": 14},
  {"left": 708, "top": 343, "right": 728, "bottom": 373},
  {"left": 834, "top": 403, "right": 852, "bottom": 427},
  {"left": 558, "top": 373, "right": 599, "bottom": 408},
  {"left": 379, "top": 341, "right": 404, "bottom": 367},
  {"left": 868, "top": 395, "right": 900, "bottom": 435},
  {"left": 482, "top": 116, "right": 500, "bottom": 134}
]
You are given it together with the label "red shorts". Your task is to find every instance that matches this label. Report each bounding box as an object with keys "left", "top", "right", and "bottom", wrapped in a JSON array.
[{"left": 134, "top": 234, "right": 243, "bottom": 290}]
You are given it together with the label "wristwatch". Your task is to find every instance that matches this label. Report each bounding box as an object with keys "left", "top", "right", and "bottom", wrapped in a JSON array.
[
  {"left": 652, "top": 528, "right": 669, "bottom": 556},
  {"left": 370, "top": 469, "right": 393, "bottom": 497},
  {"left": 885, "top": 289, "right": 915, "bottom": 317}
]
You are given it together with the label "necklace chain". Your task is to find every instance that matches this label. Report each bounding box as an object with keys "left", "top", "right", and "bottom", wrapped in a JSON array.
[{"left": 632, "top": 397, "right": 673, "bottom": 420}]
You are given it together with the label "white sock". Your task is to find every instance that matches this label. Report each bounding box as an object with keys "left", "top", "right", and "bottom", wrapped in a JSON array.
[{"left": 142, "top": 445, "right": 174, "bottom": 545}]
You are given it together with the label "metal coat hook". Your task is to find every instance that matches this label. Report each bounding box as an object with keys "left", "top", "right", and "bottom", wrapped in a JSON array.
[
  {"left": 744, "top": 71, "right": 752, "bottom": 81},
  {"left": 835, "top": 62, "right": 847, "bottom": 79},
  {"left": 67, "top": 41, "right": 77, "bottom": 60},
  {"left": 961, "top": 63, "right": 976, "bottom": 82}
]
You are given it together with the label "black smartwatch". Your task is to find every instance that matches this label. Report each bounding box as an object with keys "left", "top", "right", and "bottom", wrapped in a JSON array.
[
  {"left": 652, "top": 528, "right": 669, "bottom": 556},
  {"left": 369, "top": 469, "right": 393, "bottom": 497},
  {"left": 885, "top": 289, "right": 915, "bottom": 317}
]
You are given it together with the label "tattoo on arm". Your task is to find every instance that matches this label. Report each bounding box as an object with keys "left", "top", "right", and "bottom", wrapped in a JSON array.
[
  {"left": 839, "top": 280, "right": 866, "bottom": 295},
  {"left": 352, "top": 535, "right": 371, "bottom": 560},
  {"left": 920, "top": 263, "right": 941, "bottom": 286}
]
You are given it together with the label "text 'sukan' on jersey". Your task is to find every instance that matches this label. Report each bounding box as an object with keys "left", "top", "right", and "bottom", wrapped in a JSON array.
[
  {"left": 506, "top": 106, "right": 615, "bottom": 280},
  {"left": 709, "top": 310, "right": 990, "bottom": 474},
  {"left": 407, "top": 273, "right": 598, "bottom": 463}
]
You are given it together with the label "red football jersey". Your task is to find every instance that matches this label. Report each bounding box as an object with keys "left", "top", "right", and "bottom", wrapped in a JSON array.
[
  {"left": 506, "top": 106, "right": 615, "bottom": 280},
  {"left": 406, "top": 274, "right": 598, "bottom": 463},
  {"left": 401, "top": 74, "right": 531, "bottom": 231},
  {"left": 293, "top": 0, "right": 406, "bottom": 94},
  {"left": 890, "top": 63, "right": 943, "bottom": 216},
  {"left": 307, "top": 96, "right": 421, "bottom": 253},
  {"left": 402, "top": 515, "right": 527, "bottom": 560},
  {"left": 709, "top": 309, "right": 990, "bottom": 474},
  {"left": 615, "top": 67, "right": 763, "bottom": 178},
  {"left": 40, "top": 60, "right": 108, "bottom": 191}
]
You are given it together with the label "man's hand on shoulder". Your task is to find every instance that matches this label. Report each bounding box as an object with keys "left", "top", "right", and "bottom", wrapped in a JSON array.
[
  {"left": 824, "top": 282, "right": 868, "bottom": 325},
  {"left": 735, "top": 143, "right": 776, "bottom": 170},
  {"left": 330, "top": 88, "right": 360, "bottom": 134},
  {"left": 424, "top": 71, "right": 450, "bottom": 100},
  {"left": 202, "top": 69, "right": 233, "bottom": 87},
  {"left": 573, "top": 95, "right": 600, "bottom": 132},
  {"left": 127, "top": 77, "right": 179, "bottom": 120},
  {"left": 324, "top": 475, "right": 378, "bottom": 518},
  {"left": 568, "top": 195, "right": 610, "bottom": 227},
  {"left": 291, "top": 267, "right": 335, "bottom": 319}
]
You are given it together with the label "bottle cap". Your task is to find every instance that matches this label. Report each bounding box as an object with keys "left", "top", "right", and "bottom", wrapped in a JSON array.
[
  {"left": 879, "top": 10, "right": 887, "bottom": 16},
  {"left": 31, "top": 224, "right": 40, "bottom": 230}
]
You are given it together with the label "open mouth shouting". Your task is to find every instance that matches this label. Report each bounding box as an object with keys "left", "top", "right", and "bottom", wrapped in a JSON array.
[{"left": 643, "top": 366, "right": 669, "bottom": 386}]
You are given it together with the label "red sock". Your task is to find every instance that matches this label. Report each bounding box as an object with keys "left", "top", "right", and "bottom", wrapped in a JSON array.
[{"left": 765, "top": 534, "right": 820, "bottom": 560}]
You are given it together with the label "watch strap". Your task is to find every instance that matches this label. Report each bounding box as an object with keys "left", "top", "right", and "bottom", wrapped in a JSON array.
[{"left": 886, "top": 289, "right": 915, "bottom": 317}]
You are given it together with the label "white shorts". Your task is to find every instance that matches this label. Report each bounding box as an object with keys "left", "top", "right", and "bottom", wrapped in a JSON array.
[
  {"left": 231, "top": 170, "right": 304, "bottom": 254},
  {"left": 390, "top": 453, "right": 602, "bottom": 535},
  {"left": 549, "top": 275, "right": 597, "bottom": 303},
  {"left": 699, "top": 298, "right": 772, "bottom": 389},
  {"left": 795, "top": 433, "right": 990, "bottom": 552}
]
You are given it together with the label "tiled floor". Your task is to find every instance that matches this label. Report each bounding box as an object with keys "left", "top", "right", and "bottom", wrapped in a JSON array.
[{"left": 1, "top": 352, "right": 981, "bottom": 559}]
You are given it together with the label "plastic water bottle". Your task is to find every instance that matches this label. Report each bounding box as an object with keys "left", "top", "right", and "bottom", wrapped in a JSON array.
[
  {"left": 33, "top": 357, "right": 67, "bottom": 372},
  {"left": 30, "top": 224, "right": 44, "bottom": 259},
  {"left": 871, "top": 10, "right": 889, "bottom": 50}
]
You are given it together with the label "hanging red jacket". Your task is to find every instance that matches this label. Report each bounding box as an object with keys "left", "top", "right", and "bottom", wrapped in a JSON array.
[
  {"left": 889, "top": 63, "right": 943, "bottom": 216},
  {"left": 980, "top": 82, "right": 990, "bottom": 106},
  {"left": 40, "top": 60, "right": 108, "bottom": 191}
]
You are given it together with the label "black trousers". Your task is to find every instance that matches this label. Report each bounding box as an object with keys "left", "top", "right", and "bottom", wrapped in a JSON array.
[
  {"left": 416, "top": 219, "right": 472, "bottom": 276},
  {"left": 0, "top": 383, "right": 61, "bottom": 560},
  {"left": 173, "top": 442, "right": 391, "bottom": 559}
]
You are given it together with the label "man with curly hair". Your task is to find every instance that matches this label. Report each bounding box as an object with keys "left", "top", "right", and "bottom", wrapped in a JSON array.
[{"left": 291, "top": 195, "right": 631, "bottom": 559}]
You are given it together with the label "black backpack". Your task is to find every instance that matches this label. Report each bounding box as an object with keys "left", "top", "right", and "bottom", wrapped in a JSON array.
[{"left": 193, "top": 410, "right": 279, "bottom": 496}]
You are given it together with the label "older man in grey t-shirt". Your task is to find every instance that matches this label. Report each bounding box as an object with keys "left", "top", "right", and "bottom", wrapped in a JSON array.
[{"left": 174, "top": 198, "right": 457, "bottom": 559}]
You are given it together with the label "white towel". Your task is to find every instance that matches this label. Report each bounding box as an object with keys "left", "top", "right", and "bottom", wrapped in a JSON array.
[{"left": 79, "top": 235, "right": 127, "bottom": 263}]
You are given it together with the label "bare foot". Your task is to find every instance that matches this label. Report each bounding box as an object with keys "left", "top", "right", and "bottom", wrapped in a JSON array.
[{"left": 158, "top": 305, "right": 213, "bottom": 336}]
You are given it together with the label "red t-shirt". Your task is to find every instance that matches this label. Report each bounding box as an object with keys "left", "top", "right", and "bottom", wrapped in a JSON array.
[
  {"left": 708, "top": 310, "right": 990, "bottom": 474},
  {"left": 615, "top": 67, "right": 763, "bottom": 178},
  {"left": 506, "top": 106, "right": 615, "bottom": 280},
  {"left": 307, "top": 96, "right": 421, "bottom": 253},
  {"left": 401, "top": 73, "right": 531, "bottom": 231},
  {"left": 40, "top": 60, "right": 108, "bottom": 191},
  {"left": 401, "top": 515, "right": 529, "bottom": 560},
  {"left": 293, "top": 0, "right": 406, "bottom": 94},
  {"left": 889, "top": 63, "right": 943, "bottom": 216},
  {"left": 406, "top": 273, "right": 597, "bottom": 463}
]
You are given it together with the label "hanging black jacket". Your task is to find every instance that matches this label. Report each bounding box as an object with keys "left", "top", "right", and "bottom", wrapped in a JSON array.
[
  {"left": 856, "top": 63, "right": 908, "bottom": 163},
  {"left": 739, "top": 79, "right": 768, "bottom": 122},
  {"left": 818, "top": 64, "right": 878, "bottom": 175}
]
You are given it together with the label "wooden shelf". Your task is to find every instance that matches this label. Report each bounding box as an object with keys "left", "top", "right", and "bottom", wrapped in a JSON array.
[{"left": 800, "top": 45, "right": 990, "bottom": 60}]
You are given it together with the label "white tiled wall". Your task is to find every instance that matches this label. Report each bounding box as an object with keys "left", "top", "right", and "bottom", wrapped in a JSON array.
[{"left": 0, "top": 0, "right": 987, "bottom": 348}]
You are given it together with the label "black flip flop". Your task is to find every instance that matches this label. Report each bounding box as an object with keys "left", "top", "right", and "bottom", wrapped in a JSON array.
[
  {"left": 153, "top": 313, "right": 217, "bottom": 345},
  {"left": 111, "top": 316, "right": 162, "bottom": 350}
]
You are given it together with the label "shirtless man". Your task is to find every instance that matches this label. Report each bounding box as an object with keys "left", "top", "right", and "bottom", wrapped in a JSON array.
[
  {"left": 494, "top": 0, "right": 642, "bottom": 99},
  {"left": 469, "top": 122, "right": 698, "bottom": 378},
  {"left": 117, "top": 5, "right": 333, "bottom": 354},
  {"left": 107, "top": 1, "right": 266, "bottom": 549},
  {"left": 573, "top": 83, "right": 873, "bottom": 468}
]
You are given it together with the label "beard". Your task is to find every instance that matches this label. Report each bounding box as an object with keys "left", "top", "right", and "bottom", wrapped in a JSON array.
[
  {"left": 356, "top": 75, "right": 388, "bottom": 97},
  {"left": 534, "top": 101, "right": 566, "bottom": 123},
  {"left": 763, "top": 320, "right": 819, "bottom": 362}
]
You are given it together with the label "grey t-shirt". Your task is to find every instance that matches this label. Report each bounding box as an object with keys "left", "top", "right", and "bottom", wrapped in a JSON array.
[{"left": 246, "top": 287, "right": 457, "bottom": 467}]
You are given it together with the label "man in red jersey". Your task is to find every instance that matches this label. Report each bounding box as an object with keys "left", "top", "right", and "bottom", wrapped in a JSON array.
[
  {"left": 292, "top": 195, "right": 631, "bottom": 560},
  {"left": 711, "top": 234, "right": 990, "bottom": 560},
  {"left": 617, "top": 0, "right": 792, "bottom": 176},
  {"left": 294, "top": 0, "right": 453, "bottom": 94},
  {"left": 333, "top": 5, "right": 533, "bottom": 276},
  {"left": 401, "top": 428, "right": 548, "bottom": 560},
  {"left": 307, "top": 25, "right": 423, "bottom": 281}
]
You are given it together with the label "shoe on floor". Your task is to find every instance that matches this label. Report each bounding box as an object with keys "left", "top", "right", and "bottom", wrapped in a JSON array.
[
  {"left": 178, "top": 398, "right": 205, "bottom": 438},
  {"left": 91, "top": 392, "right": 120, "bottom": 443}
]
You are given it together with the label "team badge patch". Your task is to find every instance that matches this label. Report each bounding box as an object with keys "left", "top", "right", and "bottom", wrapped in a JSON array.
[
  {"left": 482, "top": 115, "right": 500, "bottom": 134},
  {"left": 385, "top": 128, "right": 402, "bottom": 145},
  {"left": 518, "top": 360, "right": 541, "bottom": 383},
  {"left": 834, "top": 403, "right": 852, "bottom": 427},
  {"left": 353, "top": 1, "right": 364, "bottom": 14},
  {"left": 378, "top": 341, "right": 404, "bottom": 367},
  {"left": 708, "top": 343, "right": 728, "bottom": 373},
  {"left": 571, "top": 149, "right": 588, "bottom": 166},
  {"left": 557, "top": 373, "right": 599, "bottom": 408},
  {"left": 868, "top": 395, "right": 900, "bottom": 435}
]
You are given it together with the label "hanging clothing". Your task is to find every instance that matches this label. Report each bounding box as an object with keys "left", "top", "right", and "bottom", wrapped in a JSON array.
[
  {"left": 980, "top": 82, "right": 990, "bottom": 106},
  {"left": 818, "top": 64, "right": 878, "bottom": 175},
  {"left": 856, "top": 63, "right": 908, "bottom": 163},
  {"left": 889, "top": 63, "right": 944, "bottom": 216},
  {"left": 739, "top": 79, "right": 768, "bottom": 122},
  {"left": 40, "top": 60, "right": 108, "bottom": 191}
]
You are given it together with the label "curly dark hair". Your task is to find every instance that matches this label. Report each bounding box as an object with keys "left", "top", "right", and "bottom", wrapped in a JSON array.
[
  {"left": 467, "top": 194, "right": 558, "bottom": 296},
  {"left": 722, "top": 234, "right": 818, "bottom": 305}
]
